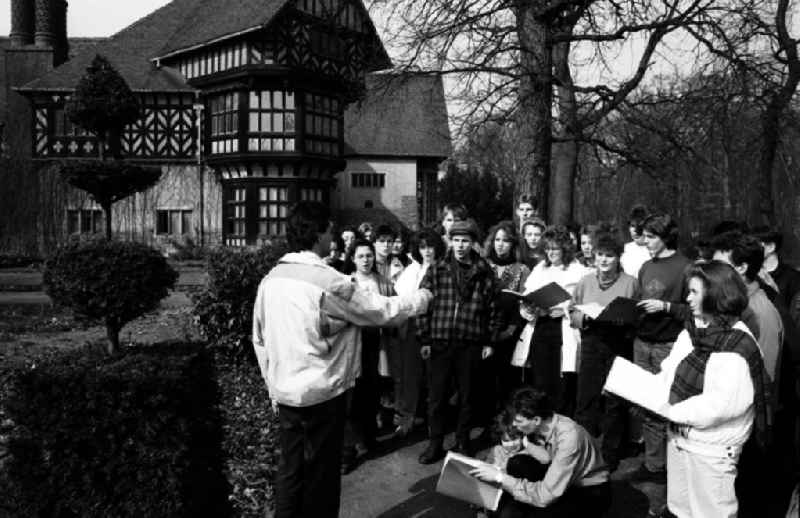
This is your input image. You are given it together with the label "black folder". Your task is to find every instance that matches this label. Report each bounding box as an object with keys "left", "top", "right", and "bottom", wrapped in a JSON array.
[{"left": 502, "top": 282, "right": 571, "bottom": 309}]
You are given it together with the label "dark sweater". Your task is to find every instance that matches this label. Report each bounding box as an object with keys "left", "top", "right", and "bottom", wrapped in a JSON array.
[{"left": 637, "top": 252, "right": 691, "bottom": 343}]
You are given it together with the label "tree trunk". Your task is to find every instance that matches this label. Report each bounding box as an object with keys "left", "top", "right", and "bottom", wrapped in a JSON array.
[
  {"left": 551, "top": 39, "right": 578, "bottom": 225},
  {"left": 102, "top": 201, "right": 112, "bottom": 240},
  {"left": 758, "top": 0, "right": 800, "bottom": 225},
  {"left": 515, "top": 2, "right": 552, "bottom": 219},
  {"left": 106, "top": 322, "right": 121, "bottom": 355}
]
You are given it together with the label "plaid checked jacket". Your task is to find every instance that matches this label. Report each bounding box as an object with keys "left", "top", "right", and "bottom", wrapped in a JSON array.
[{"left": 416, "top": 250, "right": 501, "bottom": 348}]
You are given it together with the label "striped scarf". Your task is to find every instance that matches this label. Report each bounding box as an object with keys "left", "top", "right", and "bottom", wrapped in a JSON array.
[{"left": 669, "top": 319, "right": 773, "bottom": 451}]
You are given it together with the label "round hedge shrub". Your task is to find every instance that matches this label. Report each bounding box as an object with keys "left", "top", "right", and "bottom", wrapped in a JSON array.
[{"left": 44, "top": 238, "right": 178, "bottom": 354}]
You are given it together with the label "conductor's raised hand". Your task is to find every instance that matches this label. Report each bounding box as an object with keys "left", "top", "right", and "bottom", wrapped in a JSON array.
[
  {"left": 420, "top": 345, "right": 431, "bottom": 360},
  {"left": 482, "top": 346, "right": 494, "bottom": 360}
]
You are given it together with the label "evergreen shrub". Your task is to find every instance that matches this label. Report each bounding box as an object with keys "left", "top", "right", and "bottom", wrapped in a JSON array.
[
  {"left": 2, "top": 343, "right": 231, "bottom": 518},
  {"left": 193, "top": 242, "right": 287, "bottom": 361},
  {"left": 43, "top": 238, "right": 178, "bottom": 354}
]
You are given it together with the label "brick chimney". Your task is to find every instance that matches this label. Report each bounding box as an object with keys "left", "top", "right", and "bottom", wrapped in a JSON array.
[
  {"left": 9, "top": 0, "right": 35, "bottom": 46},
  {"left": 34, "top": 0, "right": 55, "bottom": 47},
  {"left": 52, "top": 0, "right": 69, "bottom": 65}
]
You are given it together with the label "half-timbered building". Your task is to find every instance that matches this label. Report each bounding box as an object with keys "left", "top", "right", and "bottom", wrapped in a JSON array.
[{"left": 1, "top": 0, "right": 450, "bottom": 252}]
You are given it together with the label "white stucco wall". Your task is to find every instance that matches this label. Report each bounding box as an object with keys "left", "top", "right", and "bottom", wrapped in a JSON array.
[{"left": 333, "top": 157, "right": 419, "bottom": 228}]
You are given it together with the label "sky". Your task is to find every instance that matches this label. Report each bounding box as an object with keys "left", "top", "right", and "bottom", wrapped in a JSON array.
[{"left": 0, "top": 0, "right": 171, "bottom": 37}]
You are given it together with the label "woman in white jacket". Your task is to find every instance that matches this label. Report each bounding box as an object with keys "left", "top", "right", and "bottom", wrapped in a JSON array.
[
  {"left": 655, "top": 261, "right": 770, "bottom": 517},
  {"left": 392, "top": 228, "right": 447, "bottom": 436},
  {"left": 518, "top": 227, "right": 589, "bottom": 413}
]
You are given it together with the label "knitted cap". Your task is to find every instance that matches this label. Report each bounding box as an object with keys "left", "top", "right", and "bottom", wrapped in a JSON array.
[{"left": 449, "top": 219, "right": 478, "bottom": 240}]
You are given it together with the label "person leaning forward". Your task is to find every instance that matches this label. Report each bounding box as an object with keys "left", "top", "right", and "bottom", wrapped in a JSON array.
[{"left": 252, "top": 201, "right": 432, "bottom": 518}]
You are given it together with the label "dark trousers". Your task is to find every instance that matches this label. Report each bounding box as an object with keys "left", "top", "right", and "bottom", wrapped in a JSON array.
[
  {"left": 530, "top": 317, "right": 563, "bottom": 408},
  {"left": 575, "top": 332, "right": 629, "bottom": 468},
  {"left": 427, "top": 342, "right": 481, "bottom": 442},
  {"left": 344, "top": 329, "right": 380, "bottom": 450},
  {"left": 394, "top": 319, "right": 427, "bottom": 428},
  {"left": 495, "top": 455, "right": 611, "bottom": 518},
  {"left": 275, "top": 392, "right": 347, "bottom": 518}
]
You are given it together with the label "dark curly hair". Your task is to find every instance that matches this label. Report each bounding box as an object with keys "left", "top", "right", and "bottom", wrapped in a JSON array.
[{"left": 541, "top": 227, "right": 575, "bottom": 267}]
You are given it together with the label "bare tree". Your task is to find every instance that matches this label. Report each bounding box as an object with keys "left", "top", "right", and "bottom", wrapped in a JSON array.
[{"left": 371, "top": 0, "right": 717, "bottom": 223}]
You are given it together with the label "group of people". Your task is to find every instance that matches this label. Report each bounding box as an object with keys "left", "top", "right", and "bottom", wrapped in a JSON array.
[{"left": 252, "top": 199, "right": 800, "bottom": 518}]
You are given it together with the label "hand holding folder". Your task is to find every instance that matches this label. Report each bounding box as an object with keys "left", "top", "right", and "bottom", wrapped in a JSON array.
[
  {"left": 436, "top": 452, "right": 504, "bottom": 511},
  {"left": 575, "top": 297, "right": 640, "bottom": 326},
  {"left": 502, "top": 282, "right": 571, "bottom": 309}
]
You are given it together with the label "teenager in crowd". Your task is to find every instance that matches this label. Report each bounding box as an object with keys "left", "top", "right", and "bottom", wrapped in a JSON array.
[
  {"left": 470, "top": 388, "right": 611, "bottom": 518},
  {"left": 757, "top": 227, "right": 800, "bottom": 327},
  {"left": 516, "top": 195, "right": 539, "bottom": 231},
  {"left": 519, "top": 218, "right": 547, "bottom": 270},
  {"left": 711, "top": 231, "right": 783, "bottom": 381},
  {"left": 438, "top": 203, "right": 468, "bottom": 249},
  {"left": 392, "top": 227, "right": 412, "bottom": 268},
  {"left": 520, "top": 227, "right": 588, "bottom": 415},
  {"left": 621, "top": 205, "right": 651, "bottom": 278},
  {"left": 341, "top": 239, "right": 398, "bottom": 472},
  {"left": 358, "top": 221, "right": 374, "bottom": 242},
  {"left": 484, "top": 221, "right": 531, "bottom": 413},
  {"left": 252, "top": 202, "right": 431, "bottom": 517},
  {"left": 417, "top": 219, "right": 500, "bottom": 463},
  {"left": 576, "top": 224, "right": 599, "bottom": 268},
  {"left": 629, "top": 213, "right": 691, "bottom": 518},
  {"left": 571, "top": 233, "right": 640, "bottom": 472},
  {"left": 324, "top": 233, "right": 346, "bottom": 272},
  {"left": 392, "top": 228, "right": 447, "bottom": 437},
  {"left": 643, "top": 261, "right": 769, "bottom": 518},
  {"left": 373, "top": 224, "right": 405, "bottom": 282}
]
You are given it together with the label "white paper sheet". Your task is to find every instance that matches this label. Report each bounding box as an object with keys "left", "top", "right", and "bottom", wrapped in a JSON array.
[
  {"left": 435, "top": 452, "right": 504, "bottom": 511},
  {"left": 603, "top": 356, "right": 669, "bottom": 418}
]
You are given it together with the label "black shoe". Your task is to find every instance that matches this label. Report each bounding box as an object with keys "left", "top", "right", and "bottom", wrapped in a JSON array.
[
  {"left": 419, "top": 441, "right": 446, "bottom": 464},
  {"left": 626, "top": 464, "right": 666, "bottom": 484}
]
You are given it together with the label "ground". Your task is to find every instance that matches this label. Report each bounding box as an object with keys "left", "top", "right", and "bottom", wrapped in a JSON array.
[{"left": 0, "top": 268, "right": 660, "bottom": 518}]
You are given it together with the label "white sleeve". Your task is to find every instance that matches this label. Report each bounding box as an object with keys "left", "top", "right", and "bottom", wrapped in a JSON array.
[
  {"left": 251, "top": 280, "right": 270, "bottom": 383},
  {"left": 321, "top": 285, "right": 432, "bottom": 327},
  {"left": 667, "top": 353, "right": 754, "bottom": 428}
]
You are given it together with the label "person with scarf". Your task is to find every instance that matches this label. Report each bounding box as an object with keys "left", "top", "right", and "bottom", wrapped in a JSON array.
[
  {"left": 570, "top": 233, "right": 639, "bottom": 472},
  {"left": 634, "top": 261, "right": 771, "bottom": 517},
  {"left": 484, "top": 221, "right": 531, "bottom": 417}
]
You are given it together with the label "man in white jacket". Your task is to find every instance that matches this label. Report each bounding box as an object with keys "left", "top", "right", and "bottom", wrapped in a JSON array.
[{"left": 252, "top": 201, "right": 431, "bottom": 518}]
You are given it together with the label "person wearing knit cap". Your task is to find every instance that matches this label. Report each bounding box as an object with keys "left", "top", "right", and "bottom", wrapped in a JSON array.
[{"left": 417, "top": 217, "right": 502, "bottom": 463}]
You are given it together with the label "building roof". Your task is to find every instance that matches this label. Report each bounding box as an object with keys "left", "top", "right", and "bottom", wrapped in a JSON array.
[
  {"left": 18, "top": 0, "right": 390, "bottom": 93},
  {"left": 155, "top": 0, "right": 287, "bottom": 58},
  {"left": 344, "top": 73, "right": 451, "bottom": 159},
  {"left": 18, "top": 0, "right": 200, "bottom": 92}
]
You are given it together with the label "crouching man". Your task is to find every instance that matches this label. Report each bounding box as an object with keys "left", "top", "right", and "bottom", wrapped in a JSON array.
[
  {"left": 471, "top": 388, "right": 611, "bottom": 518},
  {"left": 252, "top": 201, "right": 432, "bottom": 518}
]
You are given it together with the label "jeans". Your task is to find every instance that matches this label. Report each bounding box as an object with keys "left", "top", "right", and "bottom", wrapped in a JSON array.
[
  {"left": 633, "top": 337, "right": 673, "bottom": 472},
  {"left": 667, "top": 436, "right": 739, "bottom": 518},
  {"left": 275, "top": 392, "right": 348, "bottom": 518},
  {"left": 393, "top": 319, "right": 426, "bottom": 429}
]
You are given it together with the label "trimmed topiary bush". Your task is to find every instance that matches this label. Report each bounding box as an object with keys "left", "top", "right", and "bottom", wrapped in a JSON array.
[
  {"left": 2, "top": 343, "right": 231, "bottom": 518},
  {"left": 44, "top": 238, "right": 178, "bottom": 354},
  {"left": 193, "top": 242, "right": 287, "bottom": 361}
]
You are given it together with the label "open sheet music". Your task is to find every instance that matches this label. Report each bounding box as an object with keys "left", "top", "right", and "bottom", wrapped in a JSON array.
[
  {"left": 502, "top": 282, "right": 571, "bottom": 309},
  {"left": 603, "top": 356, "right": 669, "bottom": 419},
  {"left": 435, "top": 452, "right": 504, "bottom": 511}
]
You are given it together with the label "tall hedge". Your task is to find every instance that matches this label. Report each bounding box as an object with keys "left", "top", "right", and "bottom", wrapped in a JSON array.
[
  {"left": 193, "top": 242, "right": 287, "bottom": 361},
  {"left": 2, "top": 343, "right": 231, "bottom": 517}
]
